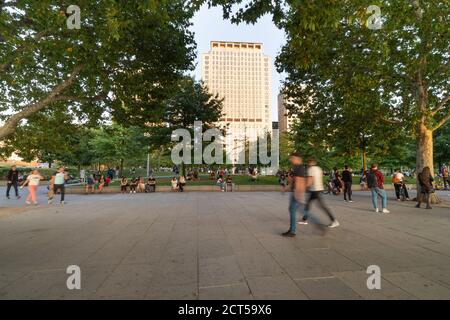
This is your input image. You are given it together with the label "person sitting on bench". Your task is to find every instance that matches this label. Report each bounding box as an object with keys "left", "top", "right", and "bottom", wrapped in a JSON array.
[{"left": 145, "top": 176, "right": 156, "bottom": 193}]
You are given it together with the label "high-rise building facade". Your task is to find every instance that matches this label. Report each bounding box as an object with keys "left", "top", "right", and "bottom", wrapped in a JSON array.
[
  {"left": 201, "top": 41, "right": 272, "bottom": 139},
  {"left": 277, "top": 93, "right": 297, "bottom": 134}
]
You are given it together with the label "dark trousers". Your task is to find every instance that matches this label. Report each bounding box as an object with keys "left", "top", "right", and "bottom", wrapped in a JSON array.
[
  {"left": 343, "top": 181, "right": 352, "bottom": 201},
  {"left": 305, "top": 191, "right": 336, "bottom": 222},
  {"left": 54, "top": 184, "right": 65, "bottom": 202},
  {"left": 6, "top": 182, "right": 19, "bottom": 197},
  {"left": 394, "top": 183, "right": 409, "bottom": 199},
  {"left": 444, "top": 177, "right": 449, "bottom": 189},
  {"left": 417, "top": 191, "right": 432, "bottom": 208}
]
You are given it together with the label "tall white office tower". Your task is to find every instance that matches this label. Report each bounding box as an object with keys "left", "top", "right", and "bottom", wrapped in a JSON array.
[{"left": 201, "top": 41, "right": 272, "bottom": 166}]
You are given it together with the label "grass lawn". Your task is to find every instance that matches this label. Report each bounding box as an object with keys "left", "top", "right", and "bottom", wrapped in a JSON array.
[
  {"left": 110, "top": 174, "right": 280, "bottom": 187},
  {"left": 107, "top": 174, "right": 418, "bottom": 187}
]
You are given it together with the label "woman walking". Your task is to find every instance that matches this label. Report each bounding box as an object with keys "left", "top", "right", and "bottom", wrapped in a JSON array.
[
  {"left": 23, "top": 170, "right": 43, "bottom": 205},
  {"left": 416, "top": 167, "right": 434, "bottom": 209}
]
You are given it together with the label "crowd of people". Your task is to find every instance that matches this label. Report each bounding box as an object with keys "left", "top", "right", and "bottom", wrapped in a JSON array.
[
  {"left": 2, "top": 162, "right": 448, "bottom": 216},
  {"left": 120, "top": 176, "right": 157, "bottom": 194},
  {"left": 279, "top": 155, "right": 448, "bottom": 237},
  {"left": 3, "top": 166, "right": 70, "bottom": 206}
]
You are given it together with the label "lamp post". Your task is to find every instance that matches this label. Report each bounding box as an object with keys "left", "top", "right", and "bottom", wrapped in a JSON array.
[{"left": 146, "top": 147, "right": 151, "bottom": 178}]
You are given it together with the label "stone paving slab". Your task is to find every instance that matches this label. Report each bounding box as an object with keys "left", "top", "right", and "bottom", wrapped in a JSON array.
[{"left": 0, "top": 191, "right": 449, "bottom": 300}]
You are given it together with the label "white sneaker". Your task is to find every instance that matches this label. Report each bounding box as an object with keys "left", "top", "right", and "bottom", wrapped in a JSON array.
[
  {"left": 60, "top": 201, "right": 65, "bottom": 205},
  {"left": 349, "top": 200, "right": 354, "bottom": 203},
  {"left": 26, "top": 200, "right": 31, "bottom": 205},
  {"left": 382, "top": 208, "right": 390, "bottom": 214},
  {"left": 298, "top": 221, "right": 308, "bottom": 225},
  {"left": 375, "top": 208, "right": 379, "bottom": 213},
  {"left": 48, "top": 199, "right": 53, "bottom": 204},
  {"left": 329, "top": 220, "right": 340, "bottom": 228}
]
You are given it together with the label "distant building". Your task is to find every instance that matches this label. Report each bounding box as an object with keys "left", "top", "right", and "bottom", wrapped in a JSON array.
[
  {"left": 277, "top": 93, "right": 297, "bottom": 134},
  {"left": 201, "top": 41, "right": 272, "bottom": 165},
  {"left": 272, "top": 121, "right": 279, "bottom": 130}
]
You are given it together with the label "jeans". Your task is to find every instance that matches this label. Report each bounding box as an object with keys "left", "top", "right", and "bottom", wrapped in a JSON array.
[
  {"left": 289, "top": 192, "right": 310, "bottom": 234},
  {"left": 370, "top": 187, "right": 387, "bottom": 209},
  {"left": 53, "top": 184, "right": 65, "bottom": 202},
  {"left": 343, "top": 181, "right": 352, "bottom": 201},
  {"left": 6, "top": 181, "right": 19, "bottom": 197}
]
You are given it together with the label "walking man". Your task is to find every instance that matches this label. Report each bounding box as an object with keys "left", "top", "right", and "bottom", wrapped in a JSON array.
[
  {"left": 342, "top": 165, "right": 353, "bottom": 202},
  {"left": 6, "top": 165, "right": 21, "bottom": 199},
  {"left": 49, "top": 166, "right": 69, "bottom": 205},
  {"left": 367, "top": 164, "right": 390, "bottom": 213},
  {"left": 305, "top": 158, "right": 340, "bottom": 228},
  {"left": 282, "top": 152, "right": 309, "bottom": 237}
]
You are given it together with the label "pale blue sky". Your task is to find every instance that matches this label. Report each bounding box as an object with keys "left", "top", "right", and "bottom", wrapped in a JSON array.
[{"left": 191, "top": 5, "right": 287, "bottom": 121}]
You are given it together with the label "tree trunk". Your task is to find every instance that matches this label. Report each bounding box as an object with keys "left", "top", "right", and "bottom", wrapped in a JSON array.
[{"left": 416, "top": 122, "right": 440, "bottom": 204}]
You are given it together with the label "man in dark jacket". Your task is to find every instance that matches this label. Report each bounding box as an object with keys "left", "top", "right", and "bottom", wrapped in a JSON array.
[
  {"left": 342, "top": 165, "right": 353, "bottom": 202},
  {"left": 6, "top": 165, "right": 21, "bottom": 199}
]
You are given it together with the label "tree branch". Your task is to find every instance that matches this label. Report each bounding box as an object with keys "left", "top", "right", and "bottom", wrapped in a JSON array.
[
  {"left": 434, "top": 111, "right": 450, "bottom": 131},
  {"left": 432, "top": 95, "right": 450, "bottom": 116},
  {"left": 0, "top": 65, "right": 84, "bottom": 140},
  {"left": 0, "top": 29, "right": 50, "bottom": 73},
  {"left": 380, "top": 117, "right": 402, "bottom": 125},
  {"left": 55, "top": 93, "right": 108, "bottom": 103}
]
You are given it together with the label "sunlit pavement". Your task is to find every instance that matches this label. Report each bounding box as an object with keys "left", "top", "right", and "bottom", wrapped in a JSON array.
[{"left": 0, "top": 190, "right": 449, "bottom": 300}]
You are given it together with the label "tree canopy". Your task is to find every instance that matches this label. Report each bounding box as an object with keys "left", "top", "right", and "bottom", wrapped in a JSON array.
[
  {"left": 199, "top": 0, "right": 449, "bottom": 173},
  {"left": 0, "top": 0, "right": 196, "bottom": 138}
]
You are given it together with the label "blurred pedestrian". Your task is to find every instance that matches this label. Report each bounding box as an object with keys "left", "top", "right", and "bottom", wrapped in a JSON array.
[
  {"left": 305, "top": 158, "right": 340, "bottom": 228},
  {"left": 416, "top": 166, "right": 434, "bottom": 210}
]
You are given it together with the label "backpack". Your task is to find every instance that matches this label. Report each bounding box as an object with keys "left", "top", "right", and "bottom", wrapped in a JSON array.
[
  {"left": 367, "top": 171, "right": 378, "bottom": 188},
  {"left": 392, "top": 174, "right": 401, "bottom": 184}
]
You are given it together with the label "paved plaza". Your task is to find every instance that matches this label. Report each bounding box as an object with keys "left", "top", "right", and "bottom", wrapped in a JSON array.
[{"left": 0, "top": 190, "right": 449, "bottom": 300}]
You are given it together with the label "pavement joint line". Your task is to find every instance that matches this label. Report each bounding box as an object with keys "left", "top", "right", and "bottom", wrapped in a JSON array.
[
  {"left": 1, "top": 192, "right": 449, "bottom": 299},
  {"left": 217, "top": 197, "right": 256, "bottom": 299},
  {"left": 227, "top": 195, "right": 311, "bottom": 299},
  {"left": 417, "top": 245, "right": 450, "bottom": 259},
  {"left": 380, "top": 271, "right": 444, "bottom": 299},
  {"left": 292, "top": 276, "right": 337, "bottom": 281},
  {"left": 143, "top": 196, "right": 193, "bottom": 299},
  {"left": 84, "top": 205, "right": 156, "bottom": 298},
  {"left": 199, "top": 282, "right": 247, "bottom": 290}
]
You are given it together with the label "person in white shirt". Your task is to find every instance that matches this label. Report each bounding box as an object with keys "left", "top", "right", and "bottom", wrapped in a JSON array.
[
  {"left": 23, "top": 170, "right": 43, "bottom": 205},
  {"left": 305, "top": 159, "right": 340, "bottom": 228},
  {"left": 392, "top": 169, "right": 410, "bottom": 201}
]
